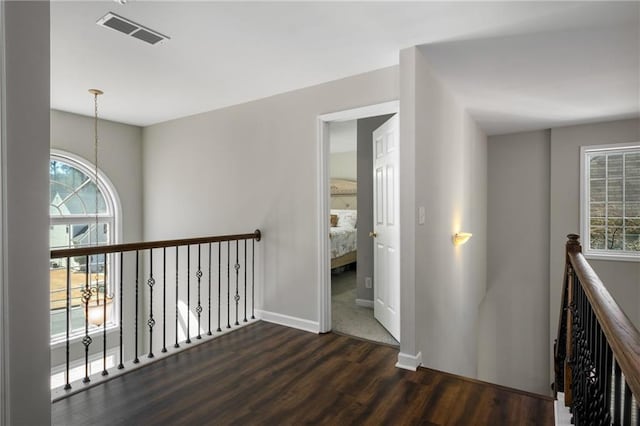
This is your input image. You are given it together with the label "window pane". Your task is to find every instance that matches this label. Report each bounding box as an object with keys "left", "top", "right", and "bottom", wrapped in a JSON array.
[
  {"left": 607, "top": 232, "right": 623, "bottom": 250},
  {"left": 626, "top": 202, "right": 640, "bottom": 217},
  {"left": 50, "top": 159, "right": 108, "bottom": 216},
  {"left": 607, "top": 154, "right": 623, "bottom": 178},
  {"left": 625, "top": 152, "right": 640, "bottom": 178},
  {"left": 608, "top": 178, "right": 623, "bottom": 202},
  {"left": 590, "top": 202, "right": 606, "bottom": 218},
  {"left": 590, "top": 155, "right": 606, "bottom": 179},
  {"left": 609, "top": 202, "right": 623, "bottom": 217},
  {"left": 626, "top": 177, "right": 640, "bottom": 202},
  {"left": 50, "top": 224, "right": 70, "bottom": 249},
  {"left": 590, "top": 179, "right": 606, "bottom": 202},
  {"left": 590, "top": 227, "right": 606, "bottom": 250},
  {"left": 625, "top": 227, "right": 640, "bottom": 251}
]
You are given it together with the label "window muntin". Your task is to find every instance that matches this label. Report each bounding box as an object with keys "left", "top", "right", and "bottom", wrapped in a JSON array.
[
  {"left": 49, "top": 152, "right": 119, "bottom": 344},
  {"left": 582, "top": 144, "right": 640, "bottom": 260}
]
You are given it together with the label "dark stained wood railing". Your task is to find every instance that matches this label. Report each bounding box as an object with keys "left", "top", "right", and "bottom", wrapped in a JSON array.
[
  {"left": 50, "top": 230, "right": 261, "bottom": 400},
  {"left": 554, "top": 234, "right": 640, "bottom": 425}
]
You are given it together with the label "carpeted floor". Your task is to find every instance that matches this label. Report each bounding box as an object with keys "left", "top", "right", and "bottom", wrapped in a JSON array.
[{"left": 331, "top": 268, "right": 399, "bottom": 346}]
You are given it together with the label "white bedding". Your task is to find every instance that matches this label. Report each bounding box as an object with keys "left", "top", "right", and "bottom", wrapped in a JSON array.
[{"left": 330, "top": 226, "right": 357, "bottom": 259}]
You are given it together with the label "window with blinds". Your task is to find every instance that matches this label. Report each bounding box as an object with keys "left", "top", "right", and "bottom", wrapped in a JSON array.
[{"left": 581, "top": 144, "right": 640, "bottom": 260}]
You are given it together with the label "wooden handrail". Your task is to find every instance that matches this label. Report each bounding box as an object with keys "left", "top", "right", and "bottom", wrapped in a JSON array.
[
  {"left": 51, "top": 229, "right": 262, "bottom": 259},
  {"left": 567, "top": 245, "right": 640, "bottom": 399}
]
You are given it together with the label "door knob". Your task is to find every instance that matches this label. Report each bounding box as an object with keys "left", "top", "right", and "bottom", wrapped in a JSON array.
[{"left": 369, "top": 231, "right": 377, "bottom": 238}]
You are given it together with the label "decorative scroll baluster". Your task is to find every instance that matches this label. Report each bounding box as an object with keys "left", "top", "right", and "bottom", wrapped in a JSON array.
[
  {"left": 174, "top": 247, "right": 179, "bottom": 349},
  {"left": 234, "top": 240, "right": 240, "bottom": 326},
  {"left": 133, "top": 251, "right": 139, "bottom": 364},
  {"left": 227, "top": 241, "right": 231, "bottom": 329},
  {"left": 64, "top": 260, "right": 71, "bottom": 390},
  {"left": 217, "top": 242, "right": 221, "bottom": 332},
  {"left": 162, "top": 247, "right": 167, "bottom": 353},
  {"left": 208, "top": 242, "right": 212, "bottom": 336},
  {"left": 118, "top": 252, "right": 124, "bottom": 369},
  {"left": 243, "top": 239, "right": 247, "bottom": 323},
  {"left": 196, "top": 244, "right": 202, "bottom": 339},
  {"left": 82, "top": 255, "right": 92, "bottom": 383},
  {"left": 147, "top": 249, "right": 155, "bottom": 358},
  {"left": 102, "top": 255, "right": 108, "bottom": 376},
  {"left": 251, "top": 238, "right": 255, "bottom": 320},
  {"left": 186, "top": 245, "right": 191, "bottom": 344}
]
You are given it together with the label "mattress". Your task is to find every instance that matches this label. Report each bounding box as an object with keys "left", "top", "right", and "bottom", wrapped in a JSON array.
[{"left": 330, "top": 226, "right": 357, "bottom": 259}]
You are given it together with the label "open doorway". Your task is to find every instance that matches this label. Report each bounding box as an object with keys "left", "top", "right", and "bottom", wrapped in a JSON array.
[{"left": 318, "top": 101, "right": 400, "bottom": 346}]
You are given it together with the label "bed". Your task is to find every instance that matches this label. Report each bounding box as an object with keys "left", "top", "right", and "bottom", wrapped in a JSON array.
[{"left": 330, "top": 209, "right": 357, "bottom": 269}]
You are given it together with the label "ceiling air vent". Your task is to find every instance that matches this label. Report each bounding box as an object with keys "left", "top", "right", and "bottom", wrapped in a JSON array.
[{"left": 97, "top": 12, "right": 169, "bottom": 45}]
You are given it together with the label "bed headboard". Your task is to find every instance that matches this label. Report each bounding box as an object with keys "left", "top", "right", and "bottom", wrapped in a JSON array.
[{"left": 330, "top": 179, "right": 357, "bottom": 209}]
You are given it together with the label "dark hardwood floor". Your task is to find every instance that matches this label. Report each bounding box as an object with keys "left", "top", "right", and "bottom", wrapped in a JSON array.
[{"left": 52, "top": 321, "right": 554, "bottom": 425}]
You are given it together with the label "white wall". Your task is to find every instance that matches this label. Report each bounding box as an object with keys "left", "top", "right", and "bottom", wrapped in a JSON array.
[
  {"left": 402, "top": 46, "right": 488, "bottom": 377},
  {"left": 479, "top": 130, "right": 551, "bottom": 395},
  {"left": 329, "top": 151, "right": 357, "bottom": 181},
  {"left": 143, "top": 66, "right": 398, "bottom": 325},
  {"left": 482, "top": 118, "right": 640, "bottom": 395},
  {"left": 2, "top": 1, "right": 51, "bottom": 424}
]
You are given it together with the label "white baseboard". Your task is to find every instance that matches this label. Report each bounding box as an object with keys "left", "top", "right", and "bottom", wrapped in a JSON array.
[
  {"left": 255, "top": 310, "right": 320, "bottom": 334},
  {"left": 395, "top": 351, "right": 422, "bottom": 371},
  {"left": 355, "top": 299, "right": 373, "bottom": 308}
]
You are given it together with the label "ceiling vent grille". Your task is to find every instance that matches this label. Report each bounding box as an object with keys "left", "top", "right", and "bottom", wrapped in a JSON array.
[{"left": 97, "top": 12, "right": 169, "bottom": 45}]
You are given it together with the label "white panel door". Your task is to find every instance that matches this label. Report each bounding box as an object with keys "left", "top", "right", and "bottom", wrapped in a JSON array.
[{"left": 372, "top": 114, "right": 400, "bottom": 341}]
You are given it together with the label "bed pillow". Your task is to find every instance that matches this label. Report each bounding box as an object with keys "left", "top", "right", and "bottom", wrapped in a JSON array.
[{"left": 331, "top": 209, "right": 357, "bottom": 229}]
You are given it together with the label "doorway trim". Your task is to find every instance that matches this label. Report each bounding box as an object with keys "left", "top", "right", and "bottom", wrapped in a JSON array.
[{"left": 316, "top": 100, "right": 399, "bottom": 334}]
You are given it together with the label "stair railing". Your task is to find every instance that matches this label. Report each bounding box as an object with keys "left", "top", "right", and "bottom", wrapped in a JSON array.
[
  {"left": 50, "top": 229, "right": 261, "bottom": 400},
  {"left": 554, "top": 234, "right": 640, "bottom": 425}
]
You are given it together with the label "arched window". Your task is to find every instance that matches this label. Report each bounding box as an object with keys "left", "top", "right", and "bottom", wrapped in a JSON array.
[{"left": 49, "top": 151, "right": 120, "bottom": 343}]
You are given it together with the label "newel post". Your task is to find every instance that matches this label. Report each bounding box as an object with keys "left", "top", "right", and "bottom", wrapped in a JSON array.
[{"left": 563, "top": 234, "right": 581, "bottom": 405}]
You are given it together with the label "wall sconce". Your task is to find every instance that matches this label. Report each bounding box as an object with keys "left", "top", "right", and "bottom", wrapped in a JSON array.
[{"left": 453, "top": 232, "right": 472, "bottom": 246}]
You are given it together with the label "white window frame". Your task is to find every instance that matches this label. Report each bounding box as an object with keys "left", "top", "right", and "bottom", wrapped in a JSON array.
[
  {"left": 49, "top": 150, "right": 122, "bottom": 346},
  {"left": 580, "top": 142, "right": 640, "bottom": 262}
]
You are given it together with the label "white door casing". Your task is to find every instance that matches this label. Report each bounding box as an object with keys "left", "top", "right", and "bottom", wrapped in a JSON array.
[{"left": 372, "top": 115, "right": 400, "bottom": 341}]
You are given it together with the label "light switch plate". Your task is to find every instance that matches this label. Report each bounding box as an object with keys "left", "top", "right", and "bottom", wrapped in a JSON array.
[{"left": 418, "top": 206, "right": 425, "bottom": 225}]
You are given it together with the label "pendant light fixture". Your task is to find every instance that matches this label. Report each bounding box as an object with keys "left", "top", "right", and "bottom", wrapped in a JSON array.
[{"left": 86, "top": 89, "right": 112, "bottom": 327}]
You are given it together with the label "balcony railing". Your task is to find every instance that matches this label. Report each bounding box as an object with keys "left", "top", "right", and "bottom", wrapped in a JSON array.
[
  {"left": 50, "top": 229, "right": 261, "bottom": 400},
  {"left": 554, "top": 234, "right": 640, "bottom": 425}
]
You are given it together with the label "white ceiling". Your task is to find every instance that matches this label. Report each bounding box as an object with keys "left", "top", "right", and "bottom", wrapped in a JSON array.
[{"left": 51, "top": 1, "right": 639, "bottom": 134}]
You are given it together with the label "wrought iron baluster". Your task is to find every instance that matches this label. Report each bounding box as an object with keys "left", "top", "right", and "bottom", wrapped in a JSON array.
[
  {"left": 118, "top": 252, "right": 124, "bottom": 369},
  {"left": 251, "top": 238, "right": 255, "bottom": 320},
  {"left": 82, "top": 255, "right": 92, "bottom": 383},
  {"left": 603, "top": 344, "right": 613, "bottom": 425},
  {"left": 186, "top": 245, "right": 191, "bottom": 344},
  {"left": 217, "top": 242, "right": 221, "bottom": 332},
  {"left": 174, "top": 247, "right": 179, "bottom": 348},
  {"left": 64, "top": 259, "right": 71, "bottom": 390},
  {"left": 196, "top": 244, "right": 202, "bottom": 339},
  {"left": 614, "top": 362, "right": 622, "bottom": 425},
  {"left": 133, "top": 251, "right": 139, "bottom": 364},
  {"left": 624, "top": 382, "right": 632, "bottom": 425},
  {"left": 208, "top": 242, "right": 212, "bottom": 336},
  {"left": 162, "top": 247, "right": 167, "bottom": 353},
  {"left": 227, "top": 241, "right": 230, "bottom": 329},
  {"left": 102, "top": 254, "right": 109, "bottom": 376},
  {"left": 147, "top": 249, "right": 155, "bottom": 358},
  {"left": 244, "top": 239, "right": 247, "bottom": 322},
  {"left": 234, "top": 240, "right": 240, "bottom": 326}
]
